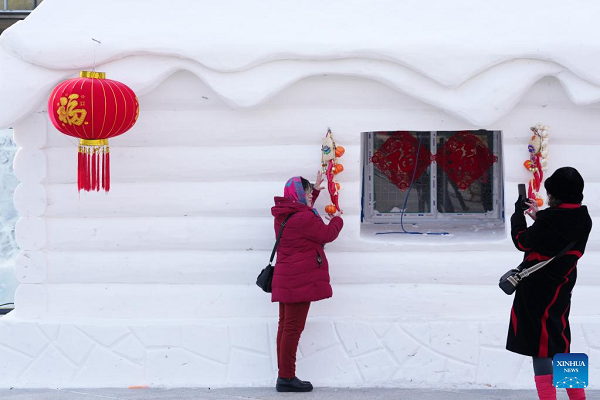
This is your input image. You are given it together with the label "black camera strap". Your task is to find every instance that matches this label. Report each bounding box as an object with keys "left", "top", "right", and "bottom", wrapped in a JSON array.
[{"left": 518, "top": 240, "right": 577, "bottom": 280}]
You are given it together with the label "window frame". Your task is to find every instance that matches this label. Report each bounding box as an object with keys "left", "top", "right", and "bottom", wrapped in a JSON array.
[
  {"left": 3, "top": 0, "right": 40, "bottom": 12},
  {"left": 362, "top": 130, "right": 504, "bottom": 223}
]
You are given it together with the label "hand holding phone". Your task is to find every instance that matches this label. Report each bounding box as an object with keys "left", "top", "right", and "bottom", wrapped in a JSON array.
[{"left": 516, "top": 184, "right": 528, "bottom": 213}]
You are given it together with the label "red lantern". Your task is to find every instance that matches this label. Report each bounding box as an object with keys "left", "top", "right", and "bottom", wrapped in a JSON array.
[{"left": 48, "top": 71, "right": 139, "bottom": 192}]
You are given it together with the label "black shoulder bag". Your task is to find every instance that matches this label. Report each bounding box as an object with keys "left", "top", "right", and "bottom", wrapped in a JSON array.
[
  {"left": 256, "top": 213, "right": 295, "bottom": 293},
  {"left": 499, "top": 241, "right": 576, "bottom": 295}
]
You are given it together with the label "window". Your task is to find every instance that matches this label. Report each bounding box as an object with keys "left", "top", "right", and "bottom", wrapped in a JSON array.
[
  {"left": 0, "top": 128, "right": 18, "bottom": 313},
  {"left": 1, "top": 0, "right": 42, "bottom": 35},
  {"left": 362, "top": 130, "right": 504, "bottom": 229},
  {"left": 4, "top": 0, "right": 42, "bottom": 11}
]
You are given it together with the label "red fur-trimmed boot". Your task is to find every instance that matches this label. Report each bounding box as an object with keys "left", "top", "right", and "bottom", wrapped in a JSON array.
[
  {"left": 566, "top": 388, "right": 586, "bottom": 400},
  {"left": 535, "top": 374, "right": 556, "bottom": 400}
]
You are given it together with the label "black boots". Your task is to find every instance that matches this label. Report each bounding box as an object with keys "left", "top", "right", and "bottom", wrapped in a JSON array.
[{"left": 276, "top": 377, "right": 313, "bottom": 392}]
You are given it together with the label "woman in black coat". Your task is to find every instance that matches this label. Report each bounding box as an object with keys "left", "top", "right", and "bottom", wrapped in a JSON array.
[{"left": 508, "top": 167, "right": 592, "bottom": 400}]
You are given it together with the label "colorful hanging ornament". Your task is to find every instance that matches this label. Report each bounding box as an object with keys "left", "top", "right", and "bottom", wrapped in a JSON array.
[
  {"left": 522, "top": 124, "right": 549, "bottom": 206},
  {"left": 321, "top": 128, "right": 343, "bottom": 215},
  {"left": 48, "top": 71, "right": 139, "bottom": 192}
]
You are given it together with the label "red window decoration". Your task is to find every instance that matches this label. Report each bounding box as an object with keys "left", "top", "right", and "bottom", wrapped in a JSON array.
[
  {"left": 371, "top": 131, "right": 497, "bottom": 191},
  {"left": 48, "top": 71, "right": 139, "bottom": 192},
  {"left": 436, "top": 131, "right": 497, "bottom": 190},
  {"left": 370, "top": 131, "right": 433, "bottom": 191}
]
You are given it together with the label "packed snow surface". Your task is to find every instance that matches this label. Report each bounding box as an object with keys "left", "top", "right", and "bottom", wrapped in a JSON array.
[{"left": 1, "top": 0, "right": 600, "bottom": 127}]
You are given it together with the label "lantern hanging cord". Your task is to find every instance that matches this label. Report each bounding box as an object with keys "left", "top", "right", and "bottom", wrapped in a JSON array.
[{"left": 91, "top": 38, "right": 101, "bottom": 72}]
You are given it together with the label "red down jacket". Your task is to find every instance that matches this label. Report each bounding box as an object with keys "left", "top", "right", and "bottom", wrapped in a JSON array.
[{"left": 271, "top": 190, "right": 343, "bottom": 303}]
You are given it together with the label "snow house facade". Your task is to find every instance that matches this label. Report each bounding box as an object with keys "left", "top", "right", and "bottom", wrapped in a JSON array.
[{"left": 0, "top": 0, "right": 599, "bottom": 389}]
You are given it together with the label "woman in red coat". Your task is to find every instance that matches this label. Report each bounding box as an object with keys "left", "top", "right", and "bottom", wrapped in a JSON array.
[
  {"left": 508, "top": 167, "right": 592, "bottom": 400},
  {"left": 271, "top": 173, "right": 343, "bottom": 392}
]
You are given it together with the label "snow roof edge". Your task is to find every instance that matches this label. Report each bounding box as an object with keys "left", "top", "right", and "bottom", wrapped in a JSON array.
[{"left": 2, "top": 51, "right": 600, "bottom": 129}]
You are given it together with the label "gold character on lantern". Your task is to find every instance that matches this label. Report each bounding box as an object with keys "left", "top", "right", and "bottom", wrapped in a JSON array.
[{"left": 57, "top": 94, "right": 87, "bottom": 126}]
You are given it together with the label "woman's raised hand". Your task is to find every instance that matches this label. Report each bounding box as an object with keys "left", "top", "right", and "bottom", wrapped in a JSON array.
[
  {"left": 325, "top": 211, "right": 342, "bottom": 220},
  {"left": 525, "top": 199, "right": 539, "bottom": 220},
  {"left": 314, "top": 170, "right": 325, "bottom": 191}
]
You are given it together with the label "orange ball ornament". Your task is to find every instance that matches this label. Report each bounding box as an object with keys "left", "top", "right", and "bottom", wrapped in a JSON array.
[
  {"left": 325, "top": 204, "right": 337, "bottom": 214},
  {"left": 536, "top": 197, "right": 544, "bottom": 207},
  {"left": 334, "top": 164, "right": 344, "bottom": 174},
  {"left": 335, "top": 182, "right": 341, "bottom": 191},
  {"left": 335, "top": 146, "right": 345, "bottom": 158}
]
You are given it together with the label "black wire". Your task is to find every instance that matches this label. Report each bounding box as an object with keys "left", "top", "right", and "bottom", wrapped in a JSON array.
[
  {"left": 375, "top": 132, "right": 448, "bottom": 236},
  {"left": 399, "top": 133, "right": 424, "bottom": 234}
]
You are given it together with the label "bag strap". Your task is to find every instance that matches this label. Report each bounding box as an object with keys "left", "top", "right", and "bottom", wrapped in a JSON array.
[
  {"left": 268, "top": 213, "right": 296, "bottom": 266},
  {"left": 518, "top": 240, "right": 577, "bottom": 279}
]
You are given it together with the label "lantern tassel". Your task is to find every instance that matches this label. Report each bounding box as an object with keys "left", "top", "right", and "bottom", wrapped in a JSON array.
[
  {"left": 102, "top": 146, "right": 106, "bottom": 191},
  {"left": 77, "top": 139, "right": 110, "bottom": 193},
  {"left": 96, "top": 147, "right": 100, "bottom": 191},
  {"left": 77, "top": 146, "right": 83, "bottom": 192},
  {"left": 81, "top": 147, "right": 85, "bottom": 191},
  {"left": 105, "top": 147, "right": 110, "bottom": 192},
  {"left": 87, "top": 147, "right": 92, "bottom": 191},
  {"left": 91, "top": 148, "right": 97, "bottom": 191},
  {"left": 80, "top": 147, "right": 84, "bottom": 191},
  {"left": 93, "top": 148, "right": 97, "bottom": 191},
  {"left": 87, "top": 148, "right": 91, "bottom": 191},
  {"left": 84, "top": 147, "right": 89, "bottom": 191}
]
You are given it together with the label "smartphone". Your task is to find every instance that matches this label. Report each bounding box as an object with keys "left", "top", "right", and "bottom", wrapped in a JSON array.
[
  {"left": 518, "top": 183, "right": 528, "bottom": 211},
  {"left": 518, "top": 183, "right": 527, "bottom": 200}
]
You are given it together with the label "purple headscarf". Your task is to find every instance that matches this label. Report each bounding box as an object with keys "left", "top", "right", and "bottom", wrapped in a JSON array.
[{"left": 284, "top": 176, "right": 319, "bottom": 216}]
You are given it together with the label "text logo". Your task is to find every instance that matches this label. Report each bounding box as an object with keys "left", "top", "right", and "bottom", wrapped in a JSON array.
[{"left": 553, "top": 353, "right": 588, "bottom": 388}]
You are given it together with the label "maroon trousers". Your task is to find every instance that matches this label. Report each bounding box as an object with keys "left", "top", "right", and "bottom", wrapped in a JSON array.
[{"left": 277, "top": 302, "right": 311, "bottom": 379}]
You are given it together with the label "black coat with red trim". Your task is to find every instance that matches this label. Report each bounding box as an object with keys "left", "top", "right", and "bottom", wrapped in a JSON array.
[{"left": 507, "top": 204, "right": 592, "bottom": 358}]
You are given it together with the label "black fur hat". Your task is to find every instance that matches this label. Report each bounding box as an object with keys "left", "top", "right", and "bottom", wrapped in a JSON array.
[{"left": 544, "top": 167, "right": 584, "bottom": 204}]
